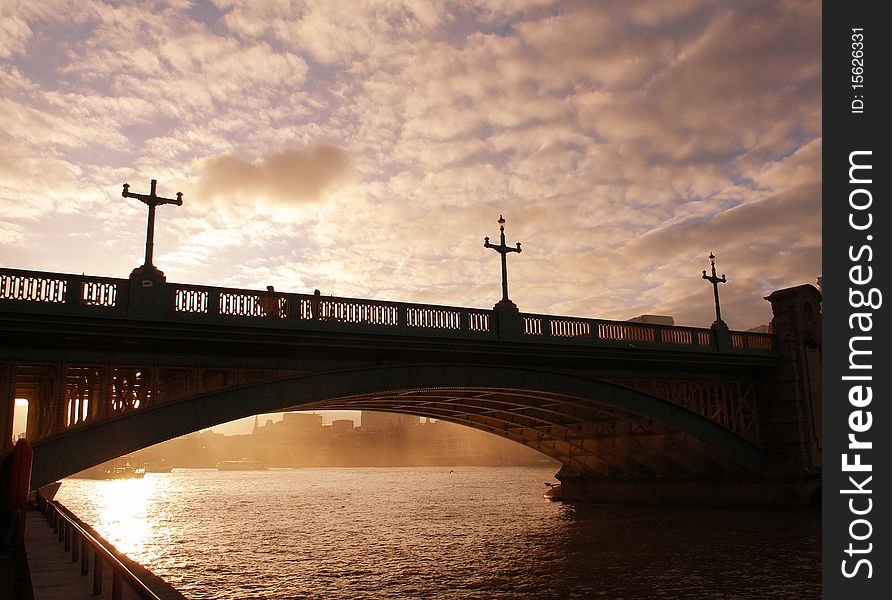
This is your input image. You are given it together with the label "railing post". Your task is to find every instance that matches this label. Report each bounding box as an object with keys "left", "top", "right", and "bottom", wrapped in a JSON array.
[
  {"left": 207, "top": 290, "right": 220, "bottom": 317},
  {"left": 81, "top": 538, "right": 90, "bottom": 575},
  {"left": 711, "top": 321, "right": 732, "bottom": 352},
  {"left": 72, "top": 530, "right": 79, "bottom": 562},
  {"left": 591, "top": 320, "right": 601, "bottom": 342},
  {"left": 93, "top": 551, "right": 103, "bottom": 595},
  {"left": 113, "top": 570, "right": 123, "bottom": 600},
  {"left": 127, "top": 271, "right": 170, "bottom": 319},
  {"left": 494, "top": 304, "right": 524, "bottom": 340},
  {"left": 64, "top": 521, "right": 71, "bottom": 550},
  {"left": 397, "top": 305, "right": 407, "bottom": 328},
  {"left": 66, "top": 274, "right": 84, "bottom": 306},
  {"left": 541, "top": 317, "right": 552, "bottom": 338}
]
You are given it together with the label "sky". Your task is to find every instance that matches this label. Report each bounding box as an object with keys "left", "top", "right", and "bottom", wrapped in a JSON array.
[{"left": 2, "top": 1, "right": 821, "bottom": 434}]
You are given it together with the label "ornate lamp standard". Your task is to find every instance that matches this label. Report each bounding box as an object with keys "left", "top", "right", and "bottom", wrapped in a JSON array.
[
  {"left": 701, "top": 251, "right": 727, "bottom": 325},
  {"left": 701, "top": 251, "right": 733, "bottom": 351},
  {"left": 484, "top": 215, "right": 522, "bottom": 310},
  {"left": 122, "top": 179, "right": 183, "bottom": 283}
]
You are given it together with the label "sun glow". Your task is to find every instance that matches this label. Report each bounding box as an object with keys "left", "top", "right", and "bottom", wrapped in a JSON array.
[{"left": 92, "top": 477, "right": 156, "bottom": 557}]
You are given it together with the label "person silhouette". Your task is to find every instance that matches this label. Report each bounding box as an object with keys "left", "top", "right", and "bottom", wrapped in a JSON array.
[{"left": 261, "top": 286, "right": 280, "bottom": 318}]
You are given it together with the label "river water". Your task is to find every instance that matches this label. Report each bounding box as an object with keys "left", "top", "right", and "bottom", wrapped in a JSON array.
[{"left": 55, "top": 466, "right": 820, "bottom": 599}]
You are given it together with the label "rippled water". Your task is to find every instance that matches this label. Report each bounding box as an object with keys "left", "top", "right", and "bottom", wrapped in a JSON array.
[{"left": 55, "top": 467, "right": 820, "bottom": 599}]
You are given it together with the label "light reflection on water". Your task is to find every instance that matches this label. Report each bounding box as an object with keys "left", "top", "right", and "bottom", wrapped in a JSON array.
[
  {"left": 70, "top": 477, "right": 157, "bottom": 556},
  {"left": 56, "top": 467, "right": 820, "bottom": 599}
]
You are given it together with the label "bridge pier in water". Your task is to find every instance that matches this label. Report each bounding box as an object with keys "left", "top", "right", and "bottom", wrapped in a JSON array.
[{"left": 554, "top": 284, "right": 822, "bottom": 506}]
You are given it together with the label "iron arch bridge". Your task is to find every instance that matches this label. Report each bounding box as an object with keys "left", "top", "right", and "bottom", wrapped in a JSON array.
[
  {"left": 25, "top": 364, "right": 763, "bottom": 488},
  {"left": 1, "top": 267, "right": 822, "bottom": 504}
]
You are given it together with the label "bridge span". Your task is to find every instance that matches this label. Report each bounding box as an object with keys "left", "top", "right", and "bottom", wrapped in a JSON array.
[{"left": 1, "top": 266, "right": 821, "bottom": 504}]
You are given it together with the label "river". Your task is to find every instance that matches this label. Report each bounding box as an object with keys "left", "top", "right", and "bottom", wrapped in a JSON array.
[{"left": 55, "top": 466, "right": 820, "bottom": 599}]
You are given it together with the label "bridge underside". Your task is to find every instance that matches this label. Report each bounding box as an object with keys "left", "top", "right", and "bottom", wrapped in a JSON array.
[
  {"left": 303, "top": 387, "right": 753, "bottom": 479},
  {"left": 23, "top": 364, "right": 762, "bottom": 489}
]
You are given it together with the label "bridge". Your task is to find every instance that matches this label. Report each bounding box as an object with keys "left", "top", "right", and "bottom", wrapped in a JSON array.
[{"left": 0, "top": 264, "right": 821, "bottom": 505}]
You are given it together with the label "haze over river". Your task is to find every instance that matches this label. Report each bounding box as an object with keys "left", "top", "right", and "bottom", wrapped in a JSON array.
[{"left": 56, "top": 466, "right": 819, "bottom": 599}]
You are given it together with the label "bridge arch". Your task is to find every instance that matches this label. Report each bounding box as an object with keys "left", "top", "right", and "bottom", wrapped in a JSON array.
[{"left": 30, "top": 364, "right": 762, "bottom": 488}]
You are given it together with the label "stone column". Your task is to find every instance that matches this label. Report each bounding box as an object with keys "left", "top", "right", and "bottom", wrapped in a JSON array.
[
  {"left": 493, "top": 301, "right": 524, "bottom": 340},
  {"left": 760, "top": 284, "right": 822, "bottom": 476},
  {"left": 127, "top": 273, "right": 167, "bottom": 319},
  {"left": 710, "top": 320, "right": 733, "bottom": 352}
]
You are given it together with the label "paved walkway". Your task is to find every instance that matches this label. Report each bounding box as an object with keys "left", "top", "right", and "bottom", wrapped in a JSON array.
[{"left": 25, "top": 508, "right": 142, "bottom": 600}]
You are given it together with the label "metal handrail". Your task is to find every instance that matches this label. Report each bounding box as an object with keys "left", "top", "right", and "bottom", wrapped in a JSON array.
[{"left": 35, "top": 492, "right": 163, "bottom": 600}]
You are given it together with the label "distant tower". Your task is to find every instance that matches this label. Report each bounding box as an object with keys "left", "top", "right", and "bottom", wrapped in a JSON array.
[{"left": 252, "top": 415, "right": 260, "bottom": 435}]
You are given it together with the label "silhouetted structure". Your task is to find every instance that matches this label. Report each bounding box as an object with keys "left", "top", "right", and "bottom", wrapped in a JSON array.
[
  {"left": 0, "top": 195, "right": 824, "bottom": 505},
  {"left": 701, "top": 251, "right": 727, "bottom": 325},
  {"left": 628, "top": 314, "right": 674, "bottom": 325},
  {"left": 1, "top": 264, "right": 822, "bottom": 505},
  {"left": 122, "top": 179, "right": 183, "bottom": 284},
  {"left": 361, "top": 411, "right": 420, "bottom": 433},
  {"left": 483, "top": 215, "right": 522, "bottom": 310}
]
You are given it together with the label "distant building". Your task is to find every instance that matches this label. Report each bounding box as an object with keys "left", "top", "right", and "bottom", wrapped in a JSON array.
[
  {"left": 361, "top": 411, "right": 420, "bottom": 432},
  {"left": 254, "top": 412, "right": 324, "bottom": 437},
  {"left": 136, "top": 412, "right": 557, "bottom": 469},
  {"left": 746, "top": 324, "right": 771, "bottom": 333},
  {"left": 628, "top": 314, "right": 674, "bottom": 325},
  {"left": 331, "top": 419, "right": 354, "bottom": 432},
  {"left": 281, "top": 412, "right": 323, "bottom": 431}
]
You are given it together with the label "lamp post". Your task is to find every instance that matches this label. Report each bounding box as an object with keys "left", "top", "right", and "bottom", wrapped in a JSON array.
[
  {"left": 122, "top": 179, "right": 183, "bottom": 283},
  {"left": 484, "top": 215, "right": 522, "bottom": 309},
  {"left": 702, "top": 252, "right": 727, "bottom": 326}
]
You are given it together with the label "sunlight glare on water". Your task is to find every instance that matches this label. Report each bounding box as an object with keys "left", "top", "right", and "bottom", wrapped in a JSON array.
[
  {"left": 85, "top": 477, "right": 157, "bottom": 557},
  {"left": 56, "top": 466, "right": 820, "bottom": 599}
]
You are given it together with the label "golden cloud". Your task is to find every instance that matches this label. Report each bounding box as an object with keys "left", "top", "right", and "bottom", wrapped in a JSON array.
[{"left": 195, "top": 144, "right": 352, "bottom": 207}]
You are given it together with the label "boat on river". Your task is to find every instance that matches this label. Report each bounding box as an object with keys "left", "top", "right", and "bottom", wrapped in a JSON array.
[
  {"left": 70, "top": 456, "right": 146, "bottom": 480},
  {"left": 216, "top": 459, "right": 268, "bottom": 471},
  {"left": 145, "top": 460, "right": 173, "bottom": 473},
  {"left": 544, "top": 482, "right": 562, "bottom": 500}
]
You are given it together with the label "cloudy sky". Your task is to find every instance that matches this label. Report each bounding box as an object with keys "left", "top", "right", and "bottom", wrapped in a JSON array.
[{"left": 2, "top": 0, "right": 820, "bottom": 329}]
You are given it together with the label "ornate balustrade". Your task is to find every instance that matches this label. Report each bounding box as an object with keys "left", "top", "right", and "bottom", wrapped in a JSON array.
[
  {"left": 0, "top": 267, "right": 775, "bottom": 355},
  {"left": 518, "top": 311, "right": 765, "bottom": 353},
  {"left": 0, "top": 268, "right": 126, "bottom": 313},
  {"left": 1, "top": 270, "right": 69, "bottom": 303}
]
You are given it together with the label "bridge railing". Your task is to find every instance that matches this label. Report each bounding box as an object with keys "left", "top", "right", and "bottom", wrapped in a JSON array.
[
  {"left": 166, "top": 280, "right": 496, "bottom": 335},
  {"left": 522, "top": 312, "right": 724, "bottom": 350},
  {"left": 0, "top": 268, "right": 129, "bottom": 315},
  {"left": 0, "top": 267, "right": 775, "bottom": 355},
  {"left": 34, "top": 491, "right": 167, "bottom": 600}
]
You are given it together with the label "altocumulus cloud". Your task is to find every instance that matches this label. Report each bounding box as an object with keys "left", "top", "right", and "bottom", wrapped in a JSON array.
[{"left": 195, "top": 144, "right": 352, "bottom": 208}]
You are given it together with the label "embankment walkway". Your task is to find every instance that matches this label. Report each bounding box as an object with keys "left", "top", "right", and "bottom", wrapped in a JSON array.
[{"left": 25, "top": 505, "right": 184, "bottom": 600}]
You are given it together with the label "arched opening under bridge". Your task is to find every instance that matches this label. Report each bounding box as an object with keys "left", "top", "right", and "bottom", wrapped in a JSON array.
[{"left": 29, "top": 364, "right": 762, "bottom": 489}]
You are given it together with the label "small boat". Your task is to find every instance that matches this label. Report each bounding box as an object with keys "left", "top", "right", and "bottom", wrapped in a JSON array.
[
  {"left": 71, "top": 456, "right": 146, "bottom": 480},
  {"left": 144, "top": 460, "right": 173, "bottom": 473},
  {"left": 544, "top": 482, "right": 562, "bottom": 501},
  {"left": 216, "top": 459, "right": 268, "bottom": 471}
]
